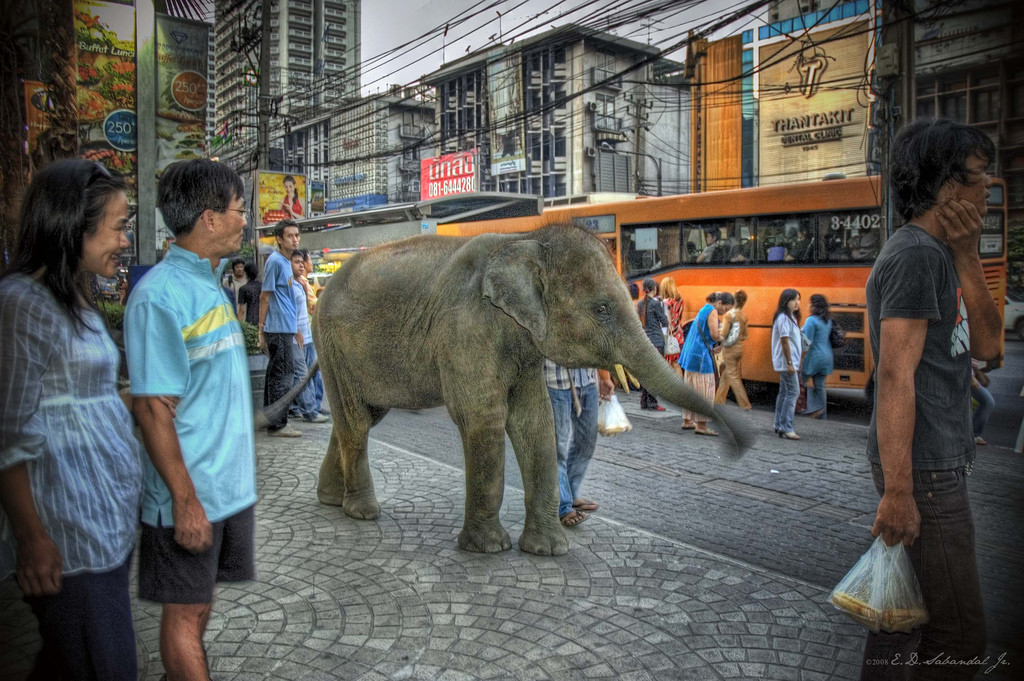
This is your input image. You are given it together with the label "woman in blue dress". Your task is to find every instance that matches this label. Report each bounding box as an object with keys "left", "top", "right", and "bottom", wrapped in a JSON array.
[
  {"left": 800, "top": 294, "right": 834, "bottom": 420},
  {"left": 678, "top": 292, "right": 727, "bottom": 436}
]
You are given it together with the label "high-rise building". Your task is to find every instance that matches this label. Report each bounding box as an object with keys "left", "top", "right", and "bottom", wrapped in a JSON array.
[{"left": 211, "top": 0, "right": 361, "bottom": 173}]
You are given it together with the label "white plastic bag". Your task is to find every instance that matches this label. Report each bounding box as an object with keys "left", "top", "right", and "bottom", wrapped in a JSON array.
[
  {"left": 828, "top": 535, "right": 928, "bottom": 633},
  {"left": 597, "top": 395, "right": 631, "bottom": 436}
]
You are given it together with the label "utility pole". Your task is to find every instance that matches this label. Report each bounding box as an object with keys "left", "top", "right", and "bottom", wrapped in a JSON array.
[
  {"left": 877, "top": 0, "right": 914, "bottom": 237},
  {"left": 256, "top": 0, "right": 272, "bottom": 170}
]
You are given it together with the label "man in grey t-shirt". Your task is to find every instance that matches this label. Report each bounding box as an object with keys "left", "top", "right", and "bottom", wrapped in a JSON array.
[{"left": 860, "top": 119, "right": 1002, "bottom": 677}]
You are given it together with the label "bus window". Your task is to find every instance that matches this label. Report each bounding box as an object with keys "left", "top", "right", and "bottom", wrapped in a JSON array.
[
  {"left": 622, "top": 223, "right": 681, "bottom": 278},
  {"left": 755, "top": 215, "right": 814, "bottom": 263},
  {"left": 817, "top": 210, "right": 883, "bottom": 263},
  {"left": 676, "top": 219, "right": 748, "bottom": 264}
]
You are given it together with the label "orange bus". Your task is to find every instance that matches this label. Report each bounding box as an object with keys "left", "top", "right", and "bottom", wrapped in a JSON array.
[{"left": 439, "top": 176, "right": 1009, "bottom": 390}]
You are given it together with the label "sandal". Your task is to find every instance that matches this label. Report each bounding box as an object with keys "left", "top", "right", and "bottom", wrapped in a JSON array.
[
  {"left": 694, "top": 428, "right": 719, "bottom": 436},
  {"left": 573, "top": 498, "right": 599, "bottom": 511},
  {"left": 682, "top": 421, "right": 696, "bottom": 430},
  {"left": 560, "top": 510, "right": 588, "bottom": 527}
]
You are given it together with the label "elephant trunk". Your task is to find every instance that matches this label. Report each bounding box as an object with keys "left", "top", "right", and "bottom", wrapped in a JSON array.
[{"left": 620, "top": 339, "right": 753, "bottom": 458}]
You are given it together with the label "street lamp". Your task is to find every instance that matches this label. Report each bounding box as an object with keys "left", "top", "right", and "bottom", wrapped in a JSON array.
[{"left": 598, "top": 142, "right": 662, "bottom": 196}]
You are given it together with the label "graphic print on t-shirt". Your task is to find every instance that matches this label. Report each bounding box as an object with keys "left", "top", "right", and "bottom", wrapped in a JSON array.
[{"left": 950, "top": 287, "right": 970, "bottom": 357}]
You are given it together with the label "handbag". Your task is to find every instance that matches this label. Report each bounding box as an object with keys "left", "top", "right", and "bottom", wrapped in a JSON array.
[
  {"left": 722, "top": 313, "right": 741, "bottom": 347},
  {"left": 695, "top": 319, "right": 721, "bottom": 386},
  {"left": 664, "top": 333, "right": 680, "bottom": 356},
  {"left": 830, "top": 323, "right": 846, "bottom": 349}
]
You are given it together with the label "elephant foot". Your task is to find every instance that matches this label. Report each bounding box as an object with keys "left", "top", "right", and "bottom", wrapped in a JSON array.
[
  {"left": 518, "top": 524, "right": 570, "bottom": 556},
  {"left": 342, "top": 492, "right": 380, "bottom": 520},
  {"left": 457, "top": 524, "right": 512, "bottom": 553},
  {"left": 317, "top": 487, "right": 345, "bottom": 506}
]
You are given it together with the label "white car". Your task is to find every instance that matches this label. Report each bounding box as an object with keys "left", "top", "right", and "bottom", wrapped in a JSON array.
[{"left": 1007, "top": 291, "right": 1024, "bottom": 341}]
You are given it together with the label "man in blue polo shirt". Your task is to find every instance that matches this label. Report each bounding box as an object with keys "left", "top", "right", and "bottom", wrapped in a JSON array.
[
  {"left": 126, "top": 159, "right": 257, "bottom": 680},
  {"left": 258, "top": 219, "right": 302, "bottom": 437}
]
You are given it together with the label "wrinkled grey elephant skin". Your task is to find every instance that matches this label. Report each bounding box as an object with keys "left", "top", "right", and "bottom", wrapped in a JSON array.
[{"left": 312, "top": 225, "right": 752, "bottom": 556}]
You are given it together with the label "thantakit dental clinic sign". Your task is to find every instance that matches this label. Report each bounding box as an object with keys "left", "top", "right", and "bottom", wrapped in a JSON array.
[{"left": 420, "top": 149, "right": 478, "bottom": 200}]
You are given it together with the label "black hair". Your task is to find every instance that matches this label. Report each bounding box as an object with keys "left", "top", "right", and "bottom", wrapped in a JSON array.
[
  {"left": 243, "top": 261, "right": 259, "bottom": 280},
  {"left": 290, "top": 249, "right": 308, "bottom": 260},
  {"left": 4, "top": 159, "right": 126, "bottom": 329},
  {"left": 773, "top": 288, "right": 801, "bottom": 325},
  {"left": 810, "top": 293, "right": 830, "bottom": 320},
  {"left": 891, "top": 118, "right": 995, "bottom": 223},
  {"left": 718, "top": 292, "right": 735, "bottom": 306},
  {"left": 629, "top": 282, "right": 640, "bottom": 299},
  {"left": 273, "top": 219, "right": 299, "bottom": 239},
  {"left": 706, "top": 291, "right": 718, "bottom": 303},
  {"left": 157, "top": 159, "right": 243, "bottom": 236},
  {"left": 230, "top": 257, "right": 245, "bottom": 268},
  {"left": 642, "top": 277, "right": 657, "bottom": 294},
  {"left": 283, "top": 175, "right": 295, "bottom": 185}
]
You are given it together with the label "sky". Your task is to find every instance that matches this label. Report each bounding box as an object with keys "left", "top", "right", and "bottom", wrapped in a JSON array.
[{"left": 359, "top": 0, "right": 768, "bottom": 95}]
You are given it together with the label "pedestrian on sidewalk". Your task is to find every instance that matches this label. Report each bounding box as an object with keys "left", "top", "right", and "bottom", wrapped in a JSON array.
[
  {"left": 970, "top": 360, "right": 995, "bottom": 446},
  {"left": 289, "top": 250, "right": 328, "bottom": 423},
  {"left": 636, "top": 277, "right": 668, "bottom": 411},
  {"left": 771, "top": 289, "right": 802, "bottom": 440},
  {"left": 800, "top": 293, "right": 834, "bottom": 420},
  {"left": 0, "top": 160, "right": 143, "bottom": 680},
  {"left": 259, "top": 219, "right": 303, "bottom": 437},
  {"left": 715, "top": 289, "right": 752, "bottom": 409},
  {"left": 126, "top": 159, "right": 258, "bottom": 681},
  {"left": 236, "top": 261, "right": 261, "bottom": 328},
  {"left": 544, "top": 362, "right": 614, "bottom": 526},
  {"left": 861, "top": 118, "right": 1002, "bottom": 676},
  {"left": 680, "top": 291, "right": 726, "bottom": 436},
  {"left": 659, "top": 277, "right": 686, "bottom": 378}
]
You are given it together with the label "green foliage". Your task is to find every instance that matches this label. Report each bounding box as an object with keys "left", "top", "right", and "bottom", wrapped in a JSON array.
[
  {"left": 98, "top": 301, "right": 125, "bottom": 330},
  {"left": 240, "top": 320, "right": 262, "bottom": 355},
  {"left": 238, "top": 242, "right": 256, "bottom": 260}
]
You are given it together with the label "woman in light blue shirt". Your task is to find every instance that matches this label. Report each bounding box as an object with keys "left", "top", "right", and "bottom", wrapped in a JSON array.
[
  {"left": 800, "top": 294, "right": 835, "bottom": 420},
  {"left": 0, "top": 160, "right": 144, "bottom": 680},
  {"left": 771, "top": 289, "right": 803, "bottom": 440}
]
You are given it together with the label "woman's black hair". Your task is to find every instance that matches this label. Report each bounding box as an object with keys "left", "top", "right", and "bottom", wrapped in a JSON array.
[
  {"left": 642, "top": 277, "right": 657, "bottom": 294},
  {"left": 773, "top": 288, "right": 801, "bottom": 325},
  {"left": 809, "top": 293, "right": 830, "bottom": 320},
  {"left": 243, "top": 260, "right": 259, "bottom": 280},
  {"left": 230, "top": 257, "right": 245, "bottom": 269},
  {"left": 718, "top": 292, "right": 735, "bottom": 306},
  {"left": 4, "top": 159, "right": 126, "bottom": 329},
  {"left": 891, "top": 118, "right": 996, "bottom": 223}
]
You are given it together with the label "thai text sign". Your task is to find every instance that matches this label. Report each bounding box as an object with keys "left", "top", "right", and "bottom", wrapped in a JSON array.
[{"left": 420, "top": 150, "right": 478, "bottom": 200}]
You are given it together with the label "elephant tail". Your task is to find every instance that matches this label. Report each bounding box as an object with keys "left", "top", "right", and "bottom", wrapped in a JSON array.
[{"left": 253, "top": 360, "right": 320, "bottom": 430}]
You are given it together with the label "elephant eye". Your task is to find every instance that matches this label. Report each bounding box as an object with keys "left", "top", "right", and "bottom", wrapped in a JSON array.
[{"left": 595, "top": 302, "right": 610, "bottom": 317}]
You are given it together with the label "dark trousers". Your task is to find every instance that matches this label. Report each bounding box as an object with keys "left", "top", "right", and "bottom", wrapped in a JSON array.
[
  {"left": 861, "top": 465, "right": 987, "bottom": 680},
  {"left": 263, "top": 332, "right": 294, "bottom": 431},
  {"left": 25, "top": 555, "right": 137, "bottom": 681}
]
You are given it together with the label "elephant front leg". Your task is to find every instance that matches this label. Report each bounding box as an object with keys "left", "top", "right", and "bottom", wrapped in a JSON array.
[
  {"left": 317, "top": 426, "right": 346, "bottom": 506},
  {"left": 505, "top": 374, "right": 568, "bottom": 556},
  {"left": 454, "top": 412, "right": 512, "bottom": 553}
]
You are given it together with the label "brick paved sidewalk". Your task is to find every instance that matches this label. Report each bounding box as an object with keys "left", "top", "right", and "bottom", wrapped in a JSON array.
[{"left": 2, "top": 419, "right": 879, "bottom": 680}]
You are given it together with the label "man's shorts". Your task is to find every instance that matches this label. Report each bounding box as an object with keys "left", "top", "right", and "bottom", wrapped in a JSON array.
[{"left": 139, "top": 505, "right": 256, "bottom": 604}]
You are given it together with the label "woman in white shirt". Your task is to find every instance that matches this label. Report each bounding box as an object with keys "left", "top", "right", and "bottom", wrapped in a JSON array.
[{"left": 771, "top": 289, "right": 803, "bottom": 440}]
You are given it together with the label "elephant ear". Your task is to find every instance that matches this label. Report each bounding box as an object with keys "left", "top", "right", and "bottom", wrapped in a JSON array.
[{"left": 481, "top": 239, "right": 547, "bottom": 342}]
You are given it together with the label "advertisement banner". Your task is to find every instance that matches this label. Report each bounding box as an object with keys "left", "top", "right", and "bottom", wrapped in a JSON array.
[
  {"left": 420, "top": 149, "right": 478, "bottom": 200},
  {"left": 487, "top": 53, "right": 526, "bottom": 176},
  {"left": 155, "top": 14, "right": 209, "bottom": 176},
  {"left": 74, "top": 0, "right": 137, "bottom": 199},
  {"left": 24, "top": 81, "right": 55, "bottom": 158},
  {"left": 309, "top": 180, "right": 326, "bottom": 215},
  {"left": 255, "top": 170, "right": 307, "bottom": 226}
]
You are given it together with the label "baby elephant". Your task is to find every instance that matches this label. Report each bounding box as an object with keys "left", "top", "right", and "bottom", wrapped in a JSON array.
[{"left": 312, "top": 225, "right": 750, "bottom": 555}]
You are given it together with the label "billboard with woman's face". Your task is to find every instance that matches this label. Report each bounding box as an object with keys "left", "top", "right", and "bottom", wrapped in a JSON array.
[{"left": 255, "top": 170, "right": 306, "bottom": 226}]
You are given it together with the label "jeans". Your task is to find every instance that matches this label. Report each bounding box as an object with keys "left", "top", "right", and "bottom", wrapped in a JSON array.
[
  {"left": 548, "top": 384, "right": 598, "bottom": 518},
  {"left": 774, "top": 371, "right": 799, "bottom": 433},
  {"left": 263, "top": 332, "right": 294, "bottom": 431},
  {"left": 291, "top": 341, "right": 319, "bottom": 419},
  {"left": 25, "top": 555, "right": 136, "bottom": 681},
  {"left": 804, "top": 373, "right": 828, "bottom": 418},
  {"left": 861, "top": 465, "right": 986, "bottom": 680},
  {"left": 307, "top": 341, "right": 325, "bottom": 411},
  {"left": 970, "top": 383, "right": 994, "bottom": 437}
]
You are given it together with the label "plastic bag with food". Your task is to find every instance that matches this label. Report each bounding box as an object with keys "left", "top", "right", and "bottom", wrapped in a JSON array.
[
  {"left": 597, "top": 395, "right": 631, "bottom": 436},
  {"left": 828, "top": 535, "right": 928, "bottom": 633}
]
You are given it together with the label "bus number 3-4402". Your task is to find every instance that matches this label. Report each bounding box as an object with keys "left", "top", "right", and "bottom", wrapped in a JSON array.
[{"left": 831, "top": 213, "right": 881, "bottom": 231}]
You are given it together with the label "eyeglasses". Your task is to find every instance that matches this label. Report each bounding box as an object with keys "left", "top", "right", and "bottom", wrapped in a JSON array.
[{"left": 227, "top": 208, "right": 251, "bottom": 221}]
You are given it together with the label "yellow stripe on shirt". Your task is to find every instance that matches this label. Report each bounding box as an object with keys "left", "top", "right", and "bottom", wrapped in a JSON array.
[{"left": 181, "top": 303, "right": 236, "bottom": 341}]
